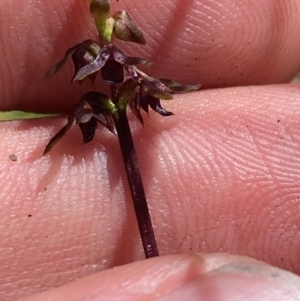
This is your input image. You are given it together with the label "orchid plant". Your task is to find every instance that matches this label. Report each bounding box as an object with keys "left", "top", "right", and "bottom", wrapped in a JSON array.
[{"left": 44, "top": 0, "right": 201, "bottom": 258}]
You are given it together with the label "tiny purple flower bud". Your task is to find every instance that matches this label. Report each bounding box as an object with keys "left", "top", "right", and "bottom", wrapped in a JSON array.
[{"left": 113, "top": 10, "right": 146, "bottom": 44}]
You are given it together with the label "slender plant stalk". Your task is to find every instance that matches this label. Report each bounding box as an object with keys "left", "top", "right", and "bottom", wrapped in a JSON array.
[
  {"left": 113, "top": 109, "right": 159, "bottom": 258},
  {"left": 44, "top": 0, "right": 201, "bottom": 258}
]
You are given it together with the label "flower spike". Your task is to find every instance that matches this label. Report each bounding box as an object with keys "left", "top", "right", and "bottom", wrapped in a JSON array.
[{"left": 44, "top": 0, "right": 202, "bottom": 260}]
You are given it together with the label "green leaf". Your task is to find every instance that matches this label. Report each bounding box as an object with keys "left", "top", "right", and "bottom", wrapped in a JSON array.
[{"left": 0, "top": 111, "right": 58, "bottom": 121}]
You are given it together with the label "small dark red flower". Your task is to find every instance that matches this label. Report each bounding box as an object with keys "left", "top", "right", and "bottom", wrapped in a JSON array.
[
  {"left": 44, "top": 92, "right": 116, "bottom": 155},
  {"left": 117, "top": 70, "right": 201, "bottom": 123},
  {"left": 45, "top": 40, "right": 151, "bottom": 85}
]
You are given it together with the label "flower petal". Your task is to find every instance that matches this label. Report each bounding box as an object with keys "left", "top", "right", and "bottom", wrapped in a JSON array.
[
  {"left": 44, "top": 44, "right": 79, "bottom": 79},
  {"left": 78, "top": 117, "right": 98, "bottom": 144},
  {"left": 81, "top": 91, "right": 117, "bottom": 133},
  {"left": 112, "top": 45, "right": 152, "bottom": 66},
  {"left": 159, "top": 78, "right": 202, "bottom": 93},
  {"left": 113, "top": 10, "right": 146, "bottom": 44},
  {"left": 101, "top": 59, "right": 124, "bottom": 84},
  {"left": 117, "top": 78, "right": 139, "bottom": 106},
  {"left": 139, "top": 94, "right": 149, "bottom": 114},
  {"left": 43, "top": 114, "right": 75, "bottom": 155},
  {"left": 81, "top": 91, "right": 116, "bottom": 114},
  {"left": 117, "top": 78, "right": 143, "bottom": 123},
  {"left": 74, "top": 100, "right": 93, "bottom": 124},
  {"left": 147, "top": 95, "right": 174, "bottom": 116},
  {"left": 73, "top": 47, "right": 110, "bottom": 81},
  {"left": 71, "top": 40, "right": 101, "bottom": 79},
  {"left": 138, "top": 89, "right": 173, "bottom": 117},
  {"left": 141, "top": 79, "right": 173, "bottom": 100},
  {"left": 129, "top": 100, "right": 143, "bottom": 124}
]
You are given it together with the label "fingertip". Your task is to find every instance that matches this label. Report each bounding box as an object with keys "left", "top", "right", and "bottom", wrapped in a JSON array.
[
  {"left": 18, "top": 254, "right": 300, "bottom": 301},
  {"left": 18, "top": 254, "right": 204, "bottom": 301}
]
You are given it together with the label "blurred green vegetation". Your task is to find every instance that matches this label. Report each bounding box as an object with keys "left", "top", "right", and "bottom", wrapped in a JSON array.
[
  {"left": 0, "top": 111, "right": 58, "bottom": 121},
  {"left": 292, "top": 73, "right": 300, "bottom": 83}
]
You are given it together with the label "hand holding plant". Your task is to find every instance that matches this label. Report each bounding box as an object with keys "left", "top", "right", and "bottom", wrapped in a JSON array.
[
  {"left": 1, "top": 0, "right": 300, "bottom": 300},
  {"left": 44, "top": 0, "right": 200, "bottom": 258}
]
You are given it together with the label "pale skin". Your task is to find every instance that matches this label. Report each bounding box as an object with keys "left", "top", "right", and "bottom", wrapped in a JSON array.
[{"left": 1, "top": 0, "right": 300, "bottom": 300}]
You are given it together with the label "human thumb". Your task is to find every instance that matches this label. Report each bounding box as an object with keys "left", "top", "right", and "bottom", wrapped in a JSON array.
[{"left": 18, "top": 253, "right": 300, "bottom": 301}]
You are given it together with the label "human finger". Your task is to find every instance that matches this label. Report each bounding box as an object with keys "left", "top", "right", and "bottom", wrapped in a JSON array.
[
  {"left": 1, "top": 0, "right": 300, "bottom": 111},
  {"left": 0, "top": 84, "right": 299, "bottom": 298},
  {"left": 17, "top": 254, "right": 300, "bottom": 301}
]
